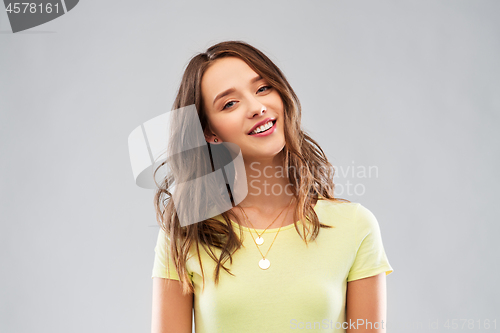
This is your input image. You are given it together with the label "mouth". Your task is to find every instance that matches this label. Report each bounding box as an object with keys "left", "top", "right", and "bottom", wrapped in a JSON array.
[{"left": 248, "top": 119, "right": 277, "bottom": 136}]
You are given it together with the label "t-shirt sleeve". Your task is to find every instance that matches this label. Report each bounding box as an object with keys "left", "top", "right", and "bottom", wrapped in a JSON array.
[
  {"left": 347, "top": 204, "right": 394, "bottom": 282},
  {"left": 151, "top": 228, "right": 181, "bottom": 281}
]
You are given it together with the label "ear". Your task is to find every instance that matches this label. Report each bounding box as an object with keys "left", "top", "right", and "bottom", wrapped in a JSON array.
[
  {"left": 203, "top": 126, "right": 216, "bottom": 143},
  {"left": 204, "top": 132, "right": 213, "bottom": 143}
]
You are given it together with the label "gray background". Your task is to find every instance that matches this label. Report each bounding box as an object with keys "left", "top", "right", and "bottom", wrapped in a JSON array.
[{"left": 1, "top": 0, "right": 499, "bottom": 332}]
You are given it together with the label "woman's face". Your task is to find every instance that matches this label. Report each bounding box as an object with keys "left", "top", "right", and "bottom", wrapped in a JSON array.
[{"left": 201, "top": 57, "right": 286, "bottom": 161}]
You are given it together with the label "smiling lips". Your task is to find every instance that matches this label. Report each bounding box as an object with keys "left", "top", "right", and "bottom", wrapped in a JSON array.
[
  {"left": 249, "top": 119, "right": 276, "bottom": 137},
  {"left": 248, "top": 117, "right": 277, "bottom": 134},
  {"left": 247, "top": 117, "right": 276, "bottom": 135}
]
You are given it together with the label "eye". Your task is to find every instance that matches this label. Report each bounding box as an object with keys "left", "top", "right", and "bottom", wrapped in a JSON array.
[
  {"left": 257, "top": 86, "right": 272, "bottom": 93},
  {"left": 222, "top": 101, "right": 236, "bottom": 110}
]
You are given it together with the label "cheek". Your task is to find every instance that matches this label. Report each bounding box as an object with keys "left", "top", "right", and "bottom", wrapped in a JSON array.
[
  {"left": 269, "top": 92, "right": 285, "bottom": 113},
  {"left": 212, "top": 116, "right": 242, "bottom": 139}
]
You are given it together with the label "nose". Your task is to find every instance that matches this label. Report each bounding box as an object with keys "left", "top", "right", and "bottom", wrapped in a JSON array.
[{"left": 247, "top": 95, "right": 266, "bottom": 118}]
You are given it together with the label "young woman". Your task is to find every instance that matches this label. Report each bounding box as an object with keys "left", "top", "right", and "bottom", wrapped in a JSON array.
[{"left": 151, "top": 41, "right": 393, "bottom": 333}]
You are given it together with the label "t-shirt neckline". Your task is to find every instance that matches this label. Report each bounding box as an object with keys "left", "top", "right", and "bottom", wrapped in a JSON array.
[{"left": 229, "top": 196, "right": 323, "bottom": 233}]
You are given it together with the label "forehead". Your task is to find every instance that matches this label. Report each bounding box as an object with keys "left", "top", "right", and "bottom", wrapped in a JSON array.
[{"left": 201, "top": 57, "right": 259, "bottom": 98}]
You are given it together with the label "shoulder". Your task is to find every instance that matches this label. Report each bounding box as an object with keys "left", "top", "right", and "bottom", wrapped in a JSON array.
[
  {"left": 316, "top": 200, "right": 380, "bottom": 231},
  {"left": 351, "top": 203, "right": 382, "bottom": 237},
  {"left": 315, "top": 198, "right": 359, "bottom": 224}
]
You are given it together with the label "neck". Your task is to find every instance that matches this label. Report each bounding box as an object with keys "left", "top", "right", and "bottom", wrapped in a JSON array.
[{"left": 237, "top": 150, "right": 294, "bottom": 211}]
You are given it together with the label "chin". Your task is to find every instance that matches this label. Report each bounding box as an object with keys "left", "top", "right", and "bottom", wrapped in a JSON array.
[{"left": 248, "top": 143, "right": 285, "bottom": 158}]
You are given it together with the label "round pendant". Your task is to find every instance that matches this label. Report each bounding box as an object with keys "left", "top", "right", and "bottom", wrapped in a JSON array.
[
  {"left": 259, "top": 258, "right": 270, "bottom": 270},
  {"left": 255, "top": 236, "right": 264, "bottom": 245}
]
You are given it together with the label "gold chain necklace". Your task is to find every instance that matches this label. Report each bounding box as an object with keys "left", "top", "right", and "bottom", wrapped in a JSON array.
[
  {"left": 237, "top": 197, "right": 295, "bottom": 270},
  {"left": 236, "top": 198, "right": 291, "bottom": 245}
]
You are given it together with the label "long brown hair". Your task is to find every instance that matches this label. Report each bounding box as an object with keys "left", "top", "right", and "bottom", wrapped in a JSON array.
[{"left": 154, "top": 40, "right": 349, "bottom": 295}]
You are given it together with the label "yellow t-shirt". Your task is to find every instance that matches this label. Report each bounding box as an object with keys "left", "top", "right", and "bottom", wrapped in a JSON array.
[{"left": 151, "top": 199, "right": 394, "bottom": 332}]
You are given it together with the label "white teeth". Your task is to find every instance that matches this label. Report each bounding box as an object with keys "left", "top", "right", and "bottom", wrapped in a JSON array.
[{"left": 251, "top": 121, "right": 274, "bottom": 134}]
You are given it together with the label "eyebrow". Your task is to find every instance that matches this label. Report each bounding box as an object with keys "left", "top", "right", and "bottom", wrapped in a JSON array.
[{"left": 212, "top": 75, "right": 264, "bottom": 106}]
